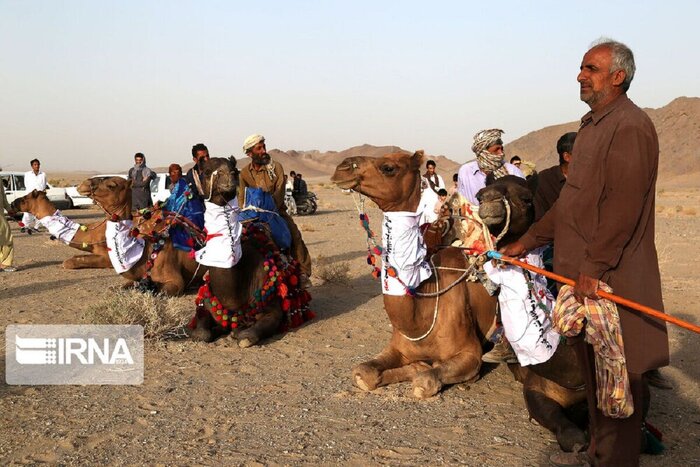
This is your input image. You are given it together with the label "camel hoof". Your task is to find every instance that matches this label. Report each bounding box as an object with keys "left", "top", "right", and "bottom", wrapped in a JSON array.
[
  {"left": 188, "top": 327, "right": 215, "bottom": 343},
  {"left": 354, "top": 374, "right": 371, "bottom": 392},
  {"left": 412, "top": 372, "right": 441, "bottom": 399},
  {"left": 557, "top": 425, "right": 587, "bottom": 452},
  {"left": 237, "top": 330, "right": 260, "bottom": 348}
]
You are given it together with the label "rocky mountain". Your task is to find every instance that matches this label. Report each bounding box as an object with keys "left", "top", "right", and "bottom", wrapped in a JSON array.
[{"left": 504, "top": 96, "right": 700, "bottom": 185}]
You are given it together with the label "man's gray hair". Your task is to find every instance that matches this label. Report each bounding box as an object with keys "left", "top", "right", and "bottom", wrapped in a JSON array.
[{"left": 590, "top": 37, "right": 636, "bottom": 92}]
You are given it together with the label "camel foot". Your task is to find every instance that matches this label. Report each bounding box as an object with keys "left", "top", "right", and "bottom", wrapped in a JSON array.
[
  {"left": 189, "top": 326, "right": 215, "bottom": 343},
  {"left": 556, "top": 425, "right": 588, "bottom": 453},
  {"left": 412, "top": 371, "right": 442, "bottom": 399},
  {"left": 352, "top": 364, "right": 381, "bottom": 392},
  {"left": 237, "top": 329, "right": 260, "bottom": 348}
]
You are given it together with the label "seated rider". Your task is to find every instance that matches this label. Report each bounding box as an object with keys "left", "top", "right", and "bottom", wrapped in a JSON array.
[
  {"left": 239, "top": 134, "right": 312, "bottom": 288},
  {"left": 164, "top": 163, "right": 205, "bottom": 251}
]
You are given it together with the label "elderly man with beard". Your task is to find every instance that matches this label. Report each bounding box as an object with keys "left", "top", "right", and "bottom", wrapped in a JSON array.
[
  {"left": 502, "top": 39, "right": 669, "bottom": 466},
  {"left": 239, "top": 134, "right": 312, "bottom": 287},
  {"left": 457, "top": 129, "right": 525, "bottom": 205}
]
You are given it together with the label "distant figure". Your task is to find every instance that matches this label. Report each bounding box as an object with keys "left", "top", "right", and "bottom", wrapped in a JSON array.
[
  {"left": 164, "top": 163, "right": 205, "bottom": 251},
  {"left": 424, "top": 160, "right": 445, "bottom": 193},
  {"left": 0, "top": 178, "right": 17, "bottom": 271},
  {"left": 534, "top": 132, "right": 576, "bottom": 221},
  {"left": 418, "top": 177, "right": 439, "bottom": 225},
  {"left": 457, "top": 129, "right": 524, "bottom": 205},
  {"left": 448, "top": 173, "right": 459, "bottom": 196},
  {"left": 284, "top": 174, "right": 297, "bottom": 215},
  {"left": 293, "top": 173, "right": 308, "bottom": 196},
  {"left": 186, "top": 143, "right": 210, "bottom": 202},
  {"left": 128, "top": 153, "right": 155, "bottom": 211},
  {"left": 21, "top": 158, "right": 47, "bottom": 234},
  {"left": 433, "top": 188, "right": 449, "bottom": 215},
  {"left": 509, "top": 155, "right": 522, "bottom": 168}
]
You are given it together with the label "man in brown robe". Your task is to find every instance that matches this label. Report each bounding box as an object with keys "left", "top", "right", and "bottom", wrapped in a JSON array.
[
  {"left": 502, "top": 40, "right": 669, "bottom": 466},
  {"left": 239, "top": 134, "right": 312, "bottom": 286}
]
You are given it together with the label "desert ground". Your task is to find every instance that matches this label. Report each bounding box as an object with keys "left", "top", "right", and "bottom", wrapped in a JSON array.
[{"left": 1, "top": 180, "right": 698, "bottom": 466}]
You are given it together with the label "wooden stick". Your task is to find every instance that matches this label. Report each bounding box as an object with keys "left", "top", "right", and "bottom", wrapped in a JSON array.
[{"left": 486, "top": 251, "right": 700, "bottom": 335}]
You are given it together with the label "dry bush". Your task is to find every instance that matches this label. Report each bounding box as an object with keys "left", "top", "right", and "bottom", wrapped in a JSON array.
[
  {"left": 683, "top": 207, "right": 697, "bottom": 216},
  {"left": 656, "top": 205, "right": 665, "bottom": 213},
  {"left": 675, "top": 205, "right": 683, "bottom": 213},
  {"left": 314, "top": 254, "right": 350, "bottom": 285},
  {"left": 82, "top": 288, "right": 192, "bottom": 339}
]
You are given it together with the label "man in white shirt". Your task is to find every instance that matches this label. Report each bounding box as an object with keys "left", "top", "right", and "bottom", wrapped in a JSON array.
[
  {"left": 457, "top": 129, "right": 524, "bottom": 205},
  {"left": 423, "top": 160, "right": 445, "bottom": 194},
  {"left": 21, "top": 158, "right": 47, "bottom": 234}
]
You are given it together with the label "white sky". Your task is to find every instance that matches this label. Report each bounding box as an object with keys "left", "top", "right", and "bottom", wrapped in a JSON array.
[{"left": 1, "top": 0, "right": 698, "bottom": 172}]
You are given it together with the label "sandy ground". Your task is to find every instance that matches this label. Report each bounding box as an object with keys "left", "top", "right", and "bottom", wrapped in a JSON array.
[{"left": 0, "top": 183, "right": 698, "bottom": 466}]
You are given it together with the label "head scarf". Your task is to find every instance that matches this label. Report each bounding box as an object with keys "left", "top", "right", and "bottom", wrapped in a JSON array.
[
  {"left": 243, "top": 134, "right": 265, "bottom": 154},
  {"left": 472, "top": 129, "right": 508, "bottom": 179}
]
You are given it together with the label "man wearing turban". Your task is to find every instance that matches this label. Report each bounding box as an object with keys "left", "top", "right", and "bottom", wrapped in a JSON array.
[
  {"left": 239, "top": 134, "right": 312, "bottom": 287},
  {"left": 457, "top": 129, "right": 524, "bottom": 205}
]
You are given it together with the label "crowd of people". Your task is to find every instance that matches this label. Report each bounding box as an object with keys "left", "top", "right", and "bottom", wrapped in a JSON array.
[{"left": 1, "top": 38, "right": 672, "bottom": 466}]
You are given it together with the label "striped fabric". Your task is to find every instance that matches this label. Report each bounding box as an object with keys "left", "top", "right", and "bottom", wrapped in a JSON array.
[{"left": 553, "top": 283, "right": 633, "bottom": 418}]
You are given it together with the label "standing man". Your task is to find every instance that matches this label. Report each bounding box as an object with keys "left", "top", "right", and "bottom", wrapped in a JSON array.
[
  {"left": 0, "top": 178, "right": 17, "bottom": 271},
  {"left": 127, "top": 153, "right": 156, "bottom": 211},
  {"left": 239, "top": 134, "right": 312, "bottom": 286},
  {"left": 457, "top": 129, "right": 524, "bottom": 205},
  {"left": 186, "top": 143, "right": 210, "bottom": 201},
  {"left": 424, "top": 160, "right": 445, "bottom": 194},
  {"left": 21, "top": 159, "right": 47, "bottom": 234},
  {"left": 502, "top": 39, "right": 669, "bottom": 466},
  {"left": 534, "top": 132, "right": 576, "bottom": 221}
]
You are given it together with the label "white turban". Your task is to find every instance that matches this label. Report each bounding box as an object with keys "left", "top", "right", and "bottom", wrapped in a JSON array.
[{"left": 243, "top": 134, "right": 265, "bottom": 153}]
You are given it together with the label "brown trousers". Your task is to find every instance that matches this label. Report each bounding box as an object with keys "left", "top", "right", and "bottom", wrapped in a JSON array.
[
  {"left": 575, "top": 339, "right": 646, "bottom": 467},
  {"left": 280, "top": 211, "right": 312, "bottom": 276}
]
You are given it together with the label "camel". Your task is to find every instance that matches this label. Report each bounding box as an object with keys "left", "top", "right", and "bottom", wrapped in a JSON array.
[
  {"left": 187, "top": 157, "right": 313, "bottom": 348},
  {"left": 11, "top": 189, "right": 112, "bottom": 269},
  {"left": 331, "top": 151, "right": 589, "bottom": 452},
  {"left": 77, "top": 176, "right": 205, "bottom": 296}
]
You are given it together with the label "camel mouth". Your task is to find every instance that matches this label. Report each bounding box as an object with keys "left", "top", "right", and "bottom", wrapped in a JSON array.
[{"left": 331, "top": 175, "right": 359, "bottom": 190}]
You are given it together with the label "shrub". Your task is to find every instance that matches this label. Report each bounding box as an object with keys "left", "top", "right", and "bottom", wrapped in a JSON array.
[
  {"left": 82, "top": 288, "right": 192, "bottom": 339},
  {"left": 314, "top": 255, "right": 350, "bottom": 285}
]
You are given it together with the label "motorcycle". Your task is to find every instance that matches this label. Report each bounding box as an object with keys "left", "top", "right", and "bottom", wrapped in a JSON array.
[{"left": 292, "top": 191, "right": 318, "bottom": 216}]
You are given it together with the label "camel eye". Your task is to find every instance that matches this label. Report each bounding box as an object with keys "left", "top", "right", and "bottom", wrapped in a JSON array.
[{"left": 380, "top": 164, "right": 397, "bottom": 176}]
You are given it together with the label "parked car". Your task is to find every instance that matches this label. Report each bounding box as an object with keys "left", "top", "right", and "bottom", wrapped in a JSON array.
[
  {"left": 1, "top": 171, "right": 72, "bottom": 212},
  {"left": 66, "top": 173, "right": 172, "bottom": 208}
]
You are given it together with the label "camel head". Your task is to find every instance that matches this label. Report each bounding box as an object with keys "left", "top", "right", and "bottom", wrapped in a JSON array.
[
  {"left": 331, "top": 151, "right": 424, "bottom": 212},
  {"left": 199, "top": 157, "right": 239, "bottom": 206},
  {"left": 78, "top": 176, "right": 133, "bottom": 219},
  {"left": 476, "top": 175, "right": 535, "bottom": 248},
  {"left": 11, "top": 190, "right": 52, "bottom": 217}
]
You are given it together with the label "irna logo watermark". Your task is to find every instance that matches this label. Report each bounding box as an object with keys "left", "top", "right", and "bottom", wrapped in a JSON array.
[{"left": 6, "top": 325, "right": 144, "bottom": 385}]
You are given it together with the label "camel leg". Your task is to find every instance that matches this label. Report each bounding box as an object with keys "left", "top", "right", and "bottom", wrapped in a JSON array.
[
  {"left": 237, "top": 306, "right": 284, "bottom": 348},
  {"left": 157, "top": 276, "right": 185, "bottom": 297},
  {"left": 188, "top": 307, "right": 227, "bottom": 343},
  {"left": 352, "top": 346, "right": 424, "bottom": 392},
  {"left": 63, "top": 254, "right": 111, "bottom": 269},
  {"left": 411, "top": 344, "right": 482, "bottom": 399},
  {"left": 524, "top": 389, "right": 587, "bottom": 452}
]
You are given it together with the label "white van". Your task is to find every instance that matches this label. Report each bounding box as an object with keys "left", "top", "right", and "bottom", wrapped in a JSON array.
[
  {"left": 66, "top": 173, "right": 171, "bottom": 208},
  {"left": 1, "top": 171, "right": 72, "bottom": 211}
]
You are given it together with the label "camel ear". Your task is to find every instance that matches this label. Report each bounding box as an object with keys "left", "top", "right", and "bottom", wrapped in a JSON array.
[
  {"left": 411, "top": 150, "right": 425, "bottom": 170},
  {"left": 125, "top": 178, "right": 133, "bottom": 189}
]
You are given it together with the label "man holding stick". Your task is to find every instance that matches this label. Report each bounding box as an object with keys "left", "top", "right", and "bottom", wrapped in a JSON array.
[{"left": 501, "top": 39, "right": 669, "bottom": 466}]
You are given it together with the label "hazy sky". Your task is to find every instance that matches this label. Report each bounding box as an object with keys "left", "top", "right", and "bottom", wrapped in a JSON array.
[{"left": 1, "top": 0, "right": 698, "bottom": 172}]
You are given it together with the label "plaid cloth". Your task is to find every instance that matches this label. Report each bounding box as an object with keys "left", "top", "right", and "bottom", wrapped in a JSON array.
[{"left": 553, "top": 283, "right": 633, "bottom": 418}]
